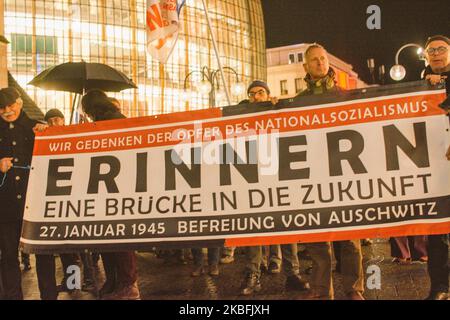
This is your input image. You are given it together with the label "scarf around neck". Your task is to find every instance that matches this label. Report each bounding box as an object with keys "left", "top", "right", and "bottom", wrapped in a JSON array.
[{"left": 304, "top": 68, "right": 337, "bottom": 95}]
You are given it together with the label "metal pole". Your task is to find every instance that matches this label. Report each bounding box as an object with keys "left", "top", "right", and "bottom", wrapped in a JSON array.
[
  {"left": 378, "top": 65, "right": 385, "bottom": 85},
  {"left": 200, "top": 0, "right": 231, "bottom": 106},
  {"left": 69, "top": 94, "right": 78, "bottom": 124},
  {"left": 395, "top": 43, "right": 423, "bottom": 65}
]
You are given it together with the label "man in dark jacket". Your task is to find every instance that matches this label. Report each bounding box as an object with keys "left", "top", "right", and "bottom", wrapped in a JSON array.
[
  {"left": 0, "top": 87, "right": 46, "bottom": 299},
  {"left": 33, "top": 108, "right": 82, "bottom": 300},
  {"left": 422, "top": 34, "right": 449, "bottom": 300},
  {"left": 239, "top": 81, "right": 310, "bottom": 295},
  {"left": 295, "top": 44, "right": 365, "bottom": 300}
]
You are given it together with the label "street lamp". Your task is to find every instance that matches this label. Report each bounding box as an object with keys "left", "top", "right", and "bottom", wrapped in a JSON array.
[
  {"left": 390, "top": 43, "right": 425, "bottom": 81},
  {"left": 183, "top": 66, "right": 245, "bottom": 107},
  {"left": 378, "top": 64, "right": 386, "bottom": 85}
]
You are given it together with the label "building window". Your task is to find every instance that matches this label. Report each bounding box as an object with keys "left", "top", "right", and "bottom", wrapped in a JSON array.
[
  {"left": 5, "top": 1, "right": 267, "bottom": 116},
  {"left": 288, "top": 53, "right": 295, "bottom": 64},
  {"left": 11, "top": 34, "right": 57, "bottom": 54},
  {"left": 280, "top": 80, "right": 288, "bottom": 95},
  {"left": 297, "top": 53, "right": 303, "bottom": 63},
  {"left": 295, "top": 78, "right": 303, "bottom": 93}
]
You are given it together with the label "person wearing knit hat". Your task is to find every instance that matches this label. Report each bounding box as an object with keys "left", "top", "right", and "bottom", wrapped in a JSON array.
[
  {"left": 247, "top": 80, "right": 270, "bottom": 95},
  {"left": 44, "top": 108, "right": 65, "bottom": 127},
  {"left": 245, "top": 80, "right": 278, "bottom": 105},
  {"left": 240, "top": 80, "right": 308, "bottom": 297}
]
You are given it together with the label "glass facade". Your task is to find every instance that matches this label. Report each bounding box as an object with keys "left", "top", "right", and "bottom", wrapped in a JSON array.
[{"left": 4, "top": 0, "right": 266, "bottom": 120}]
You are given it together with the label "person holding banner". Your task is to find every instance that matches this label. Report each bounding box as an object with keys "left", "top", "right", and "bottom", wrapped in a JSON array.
[
  {"left": 423, "top": 34, "right": 449, "bottom": 300},
  {"left": 81, "top": 89, "right": 141, "bottom": 300},
  {"left": 239, "top": 81, "right": 310, "bottom": 295},
  {"left": 32, "top": 109, "right": 86, "bottom": 299},
  {"left": 295, "top": 44, "right": 365, "bottom": 300},
  {"left": 0, "top": 87, "right": 47, "bottom": 300}
]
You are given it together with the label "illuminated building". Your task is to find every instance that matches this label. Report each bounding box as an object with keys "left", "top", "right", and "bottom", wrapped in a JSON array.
[{"left": 3, "top": 0, "right": 266, "bottom": 119}]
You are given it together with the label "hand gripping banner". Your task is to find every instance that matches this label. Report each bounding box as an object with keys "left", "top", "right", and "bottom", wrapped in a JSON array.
[{"left": 21, "top": 81, "right": 450, "bottom": 253}]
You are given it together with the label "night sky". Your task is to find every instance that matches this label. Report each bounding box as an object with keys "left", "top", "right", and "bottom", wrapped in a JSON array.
[{"left": 261, "top": 0, "right": 449, "bottom": 84}]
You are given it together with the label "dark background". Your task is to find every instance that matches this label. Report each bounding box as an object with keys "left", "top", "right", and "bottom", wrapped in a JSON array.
[{"left": 260, "top": 0, "right": 449, "bottom": 84}]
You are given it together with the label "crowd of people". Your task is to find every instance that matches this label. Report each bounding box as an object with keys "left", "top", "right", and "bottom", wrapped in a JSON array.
[{"left": 0, "top": 35, "right": 449, "bottom": 300}]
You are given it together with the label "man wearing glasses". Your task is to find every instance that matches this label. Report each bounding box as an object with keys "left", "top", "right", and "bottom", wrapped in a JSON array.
[
  {"left": 0, "top": 87, "right": 47, "bottom": 299},
  {"left": 246, "top": 80, "right": 279, "bottom": 105},
  {"left": 239, "top": 81, "right": 310, "bottom": 295},
  {"left": 423, "top": 34, "right": 449, "bottom": 300}
]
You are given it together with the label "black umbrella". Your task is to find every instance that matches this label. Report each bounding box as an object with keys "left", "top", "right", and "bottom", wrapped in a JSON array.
[
  {"left": 28, "top": 61, "right": 137, "bottom": 123},
  {"left": 29, "top": 61, "right": 137, "bottom": 94}
]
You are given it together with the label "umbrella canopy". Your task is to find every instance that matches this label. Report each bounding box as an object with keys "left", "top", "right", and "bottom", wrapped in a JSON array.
[{"left": 28, "top": 61, "right": 137, "bottom": 94}]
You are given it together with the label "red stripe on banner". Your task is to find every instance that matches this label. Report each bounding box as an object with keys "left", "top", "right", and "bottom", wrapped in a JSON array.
[
  {"left": 33, "top": 93, "right": 446, "bottom": 156},
  {"left": 224, "top": 222, "right": 450, "bottom": 246},
  {"left": 36, "top": 108, "right": 222, "bottom": 136}
]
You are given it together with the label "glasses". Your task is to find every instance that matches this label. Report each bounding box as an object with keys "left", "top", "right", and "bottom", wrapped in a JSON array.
[
  {"left": 248, "top": 89, "right": 266, "bottom": 98},
  {"left": 426, "top": 46, "right": 448, "bottom": 55},
  {"left": 0, "top": 104, "right": 14, "bottom": 111}
]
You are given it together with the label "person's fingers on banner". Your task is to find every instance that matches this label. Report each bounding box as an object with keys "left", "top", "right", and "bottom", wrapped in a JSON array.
[
  {"left": 426, "top": 74, "right": 447, "bottom": 85},
  {"left": 33, "top": 123, "right": 49, "bottom": 133},
  {"left": 0, "top": 157, "right": 13, "bottom": 173},
  {"left": 270, "top": 97, "right": 279, "bottom": 105}
]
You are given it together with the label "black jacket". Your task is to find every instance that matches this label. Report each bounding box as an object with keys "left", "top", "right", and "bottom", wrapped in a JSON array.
[
  {"left": 0, "top": 111, "right": 38, "bottom": 223},
  {"left": 95, "top": 110, "right": 126, "bottom": 121}
]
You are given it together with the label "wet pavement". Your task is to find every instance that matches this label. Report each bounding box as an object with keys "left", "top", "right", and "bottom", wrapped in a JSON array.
[{"left": 19, "top": 238, "right": 446, "bottom": 300}]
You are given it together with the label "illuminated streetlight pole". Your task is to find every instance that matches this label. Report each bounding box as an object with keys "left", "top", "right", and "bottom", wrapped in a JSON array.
[
  {"left": 367, "top": 58, "right": 375, "bottom": 84},
  {"left": 183, "top": 66, "right": 245, "bottom": 108},
  {"left": 390, "top": 43, "right": 425, "bottom": 81},
  {"left": 200, "top": 0, "right": 231, "bottom": 105}
]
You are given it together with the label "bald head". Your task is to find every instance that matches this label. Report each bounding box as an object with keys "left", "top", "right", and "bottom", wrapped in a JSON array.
[{"left": 303, "top": 44, "right": 330, "bottom": 80}]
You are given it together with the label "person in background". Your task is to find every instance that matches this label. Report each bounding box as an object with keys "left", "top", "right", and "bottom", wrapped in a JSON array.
[
  {"left": 81, "top": 89, "right": 141, "bottom": 300},
  {"left": 220, "top": 247, "right": 235, "bottom": 264},
  {"left": 239, "top": 80, "right": 310, "bottom": 295},
  {"left": 390, "top": 236, "right": 428, "bottom": 265},
  {"left": 31, "top": 109, "right": 84, "bottom": 299},
  {"left": 46, "top": 108, "right": 98, "bottom": 293},
  {"left": 20, "top": 250, "right": 31, "bottom": 271},
  {"left": 295, "top": 44, "right": 365, "bottom": 300},
  {"left": 191, "top": 247, "right": 220, "bottom": 277},
  {"left": 422, "top": 34, "right": 449, "bottom": 300},
  {"left": 108, "top": 97, "right": 121, "bottom": 112}
]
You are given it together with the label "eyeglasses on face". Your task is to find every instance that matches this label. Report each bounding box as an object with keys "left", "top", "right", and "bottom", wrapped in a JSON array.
[
  {"left": 0, "top": 103, "right": 18, "bottom": 111},
  {"left": 248, "top": 89, "right": 266, "bottom": 97},
  {"left": 426, "top": 46, "right": 448, "bottom": 55}
]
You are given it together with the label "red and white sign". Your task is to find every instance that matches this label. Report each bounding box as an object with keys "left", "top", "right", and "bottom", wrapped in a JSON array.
[
  {"left": 20, "top": 83, "right": 450, "bottom": 253},
  {"left": 146, "top": 0, "right": 184, "bottom": 63}
]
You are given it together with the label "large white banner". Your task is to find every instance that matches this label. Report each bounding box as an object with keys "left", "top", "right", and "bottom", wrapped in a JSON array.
[{"left": 21, "top": 82, "right": 450, "bottom": 253}]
